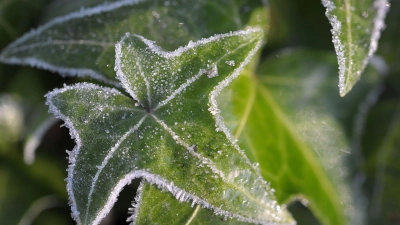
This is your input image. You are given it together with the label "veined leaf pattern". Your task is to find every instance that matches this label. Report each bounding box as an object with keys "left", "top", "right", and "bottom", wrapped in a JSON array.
[
  {"left": 0, "top": 0, "right": 264, "bottom": 86},
  {"left": 321, "top": 0, "right": 389, "bottom": 96},
  {"left": 46, "top": 29, "right": 294, "bottom": 225}
]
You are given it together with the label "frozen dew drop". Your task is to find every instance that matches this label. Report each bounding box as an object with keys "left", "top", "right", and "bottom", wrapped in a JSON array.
[
  {"left": 225, "top": 60, "right": 235, "bottom": 66},
  {"left": 105, "top": 129, "right": 110, "bottom": 134},
  {"left": 206, "top": 64, "right": 219, "bottom": 78}
]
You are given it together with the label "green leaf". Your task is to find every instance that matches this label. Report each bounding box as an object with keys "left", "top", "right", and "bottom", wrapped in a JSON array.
[
  {"left": 40, "top": 0, "right": 123, "bottom": 22},
  {"left": 218, "top": 49, "right": 382, "bottom": 225},
  {"left": 132, "top": 181, "right": 249, "bottom": 225},
  {"left": 46, "top": 29, "right": 294, "bottom": 225},
  {"left": 0, "top": 0, "right": 265, "bottom": 86},
  {"left": 321, "top": 0, "right": 389, "bottom": 96},
  {"left": 360, "top": 99, "right": 400, "bottom": 225}
]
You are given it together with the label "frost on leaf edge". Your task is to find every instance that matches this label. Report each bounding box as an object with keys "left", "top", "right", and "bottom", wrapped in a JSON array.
[
  {"left": 45, "top": 82, "right": 124, "bottom": 225},
  {"left": 115, "top": 28, "right": 267, "bottom": 176},
  {"left": 46, "top": 29, "right": 293, "bottom": 225},
  {"left": 321, "top": 0, "right": 389, "bottom": 96},
  {"left": 0, "top": 0, "right": 146, "bottom": 86}
]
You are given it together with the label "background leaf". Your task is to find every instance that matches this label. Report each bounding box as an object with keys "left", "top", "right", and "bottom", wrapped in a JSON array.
[
  {"left": 218, "top": 49, "right": 382, "bottom": 225},
  {"left": 321, "top": 0, "right": 389, "bottom": 96},
  {"left": 0, "top": 0, "right": 266, "bottom": 85}
]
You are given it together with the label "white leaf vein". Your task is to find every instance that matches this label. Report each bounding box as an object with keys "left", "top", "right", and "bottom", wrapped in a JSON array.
[{"left": 84, "top": 115, "right": 147, "bottom": 224}]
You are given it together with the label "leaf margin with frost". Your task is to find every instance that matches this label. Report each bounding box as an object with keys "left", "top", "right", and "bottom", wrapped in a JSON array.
[
  {"left": 321, "top": 0, "right": 389, "bottom": 96},
  {"left": 0, "top": 0, "right": 266, "bottom": 87},
  {"left": 45, "top": 29, "right": 295, "bottom": 225},
  {"left": 218, "top": 48, "right": 384, "bottom": 225}
]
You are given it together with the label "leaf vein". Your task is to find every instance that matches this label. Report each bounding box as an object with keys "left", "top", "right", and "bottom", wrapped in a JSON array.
[{"left": 84, "top": 115, "right": 147, "bottom": 223}]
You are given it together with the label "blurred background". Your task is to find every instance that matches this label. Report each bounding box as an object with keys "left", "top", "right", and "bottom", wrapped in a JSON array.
[{"left": 0, "top": 0, "right": 399, "bottom": 224}]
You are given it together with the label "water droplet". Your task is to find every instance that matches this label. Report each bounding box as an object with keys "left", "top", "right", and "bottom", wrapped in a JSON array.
[{"left": 362, "top": 11, "right": 368, "bottom": 18}]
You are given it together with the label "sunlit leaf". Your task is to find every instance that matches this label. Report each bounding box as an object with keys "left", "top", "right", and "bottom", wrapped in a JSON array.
[
  {"left": 218, "top": 49, "right": 382, "bottom": 225},
  {"left": 46, "top": 29, "right": 294, "bottom": 225},
  {"left": 321, "top": 0, "right": 389, "bottom": 96}
]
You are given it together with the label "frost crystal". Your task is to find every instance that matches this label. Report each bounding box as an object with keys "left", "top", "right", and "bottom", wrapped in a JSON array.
[
  {"left": 207, "top": 64, "right": 219, "bottom": 78},
  {"left": 225, "top": 60, "right": 235, "bottom": 66}
]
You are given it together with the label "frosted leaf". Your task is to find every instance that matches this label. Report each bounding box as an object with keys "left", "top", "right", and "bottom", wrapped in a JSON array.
[
  {"left": 218, "top": 49, "right": 382, "bottom": 225},
  {"left": 46, "top": 29, "right": 294, "bottom": 225},
  {"left": 0, "top": 0, "right": 265, "bottom": 86},
  {"left": 132, "top": 180, "right": 269, "bottom": 224},
  {"left": 321, "top": 0, "right": 389, "bottom": 96}
]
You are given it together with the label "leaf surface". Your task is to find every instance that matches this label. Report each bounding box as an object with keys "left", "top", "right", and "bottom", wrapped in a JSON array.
[
  {"left": 0, "top": 0, "right": 264, "bottom": 86},
  {"left": 46, "top": 29, "right": 294, "bottom": 225},
  {"left": 321, "top": 0, "right": 389, "bottom": 96},
  {"left": 218, "top": 49, "right": 382, "bottom": 225},
  {"left": 132, "top": 181, "right": 249, "bottom": 225}
]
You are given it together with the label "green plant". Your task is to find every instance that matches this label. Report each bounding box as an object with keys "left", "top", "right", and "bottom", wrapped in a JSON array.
[{"left": 0, "top": 0, "right": 399, "bottom": 225}]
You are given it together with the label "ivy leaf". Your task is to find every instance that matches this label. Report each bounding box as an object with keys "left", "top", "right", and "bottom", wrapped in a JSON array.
[
  {"left": 218, "top": 49, "right": 382, "bottom": 225},
  {"left": 46, "top": 29, "right": 294, "bottom": 225},
  {"left": 321, "top": 0, "right": 389, "bottom": 96},
  {"left": 0, "top": 0, "right": 264, "bottom": 86}
]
